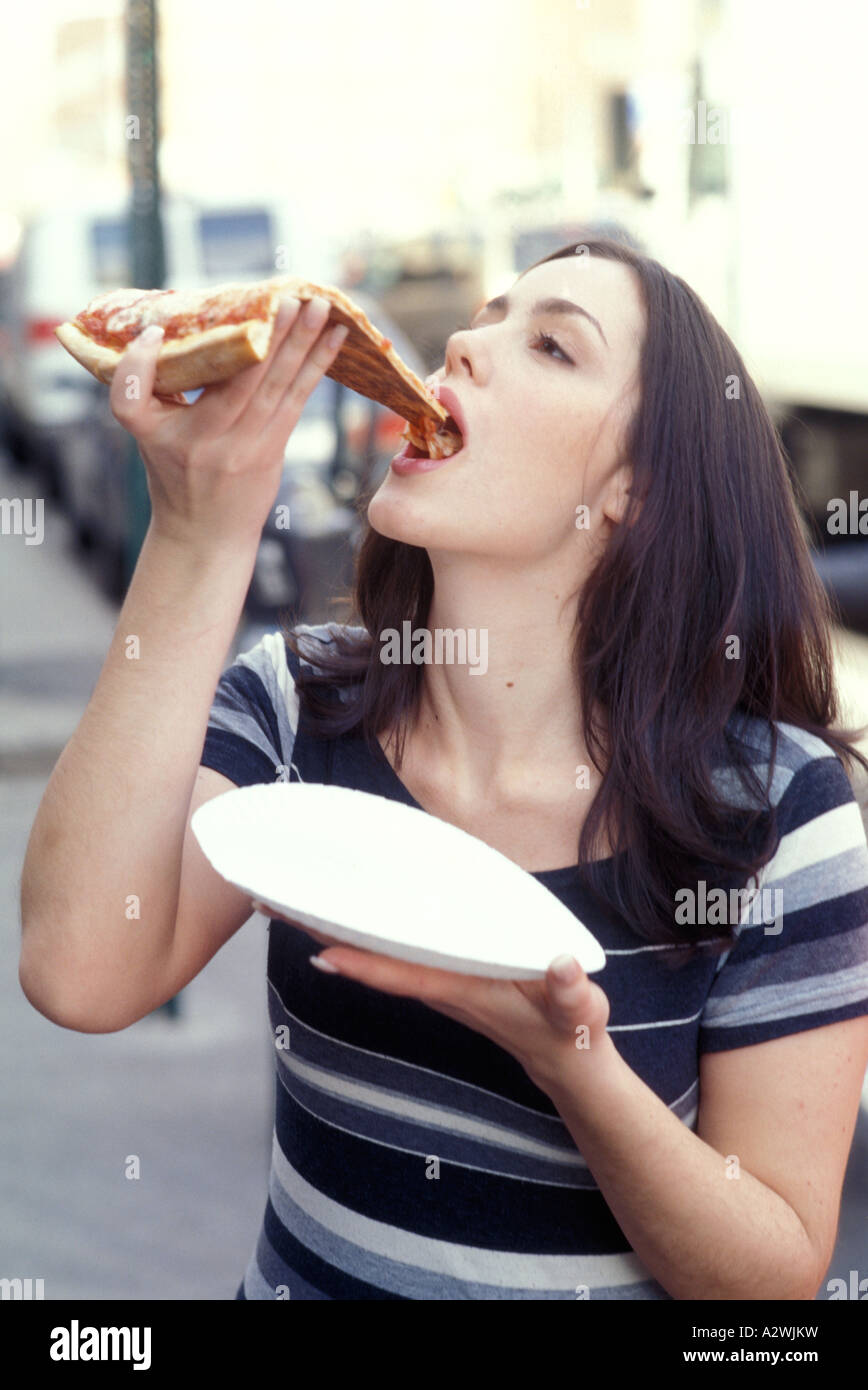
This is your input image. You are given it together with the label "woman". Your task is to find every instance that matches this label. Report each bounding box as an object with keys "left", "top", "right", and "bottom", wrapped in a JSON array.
[{"left": 20, "top": 234, "right": 868, "bottom": 1301}]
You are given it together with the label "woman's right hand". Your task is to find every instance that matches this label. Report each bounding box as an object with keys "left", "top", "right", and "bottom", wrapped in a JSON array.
[{"left": 109, "top": 294, "right": 349, "bottom": 551}]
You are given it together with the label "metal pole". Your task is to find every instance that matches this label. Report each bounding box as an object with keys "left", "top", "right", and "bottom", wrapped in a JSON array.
[
  {"left": 124, "top": 0, "right": 164, "bottom": 587},
  {"left": 124, "top": 0, "right": 179, "bottom": 1021}
]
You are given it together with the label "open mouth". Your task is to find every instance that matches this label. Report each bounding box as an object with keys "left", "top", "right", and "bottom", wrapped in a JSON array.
[
  {"left": 395, "top": 413, "right": 464, "bottom": 467},
  {"left": 405, "top": 414, "right": 463, "bottom": 459}
]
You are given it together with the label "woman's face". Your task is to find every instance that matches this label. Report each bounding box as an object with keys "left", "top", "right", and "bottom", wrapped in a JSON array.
[{"left": 367, "top": 253, "right": 646, "bottom": 562}]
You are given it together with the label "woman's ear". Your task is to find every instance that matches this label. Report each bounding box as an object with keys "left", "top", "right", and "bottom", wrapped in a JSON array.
[{"left": 601, "top": 461, "right": 635, "bottom": 528}]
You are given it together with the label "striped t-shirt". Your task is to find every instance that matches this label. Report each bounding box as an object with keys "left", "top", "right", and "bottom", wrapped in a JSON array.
[{"left": 200, "top": 622, "right": 868, "bottom": 1300}]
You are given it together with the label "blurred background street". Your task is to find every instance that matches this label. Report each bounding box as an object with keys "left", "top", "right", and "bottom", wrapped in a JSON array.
[
  {"left": 2, "top": 0, "right": 867, "bottom": 1299},
  {"left": 0, "top": 444, "right": 275, "bottom": 1298}
]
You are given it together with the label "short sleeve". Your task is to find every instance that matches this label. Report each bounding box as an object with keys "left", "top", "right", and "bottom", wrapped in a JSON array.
[
  {"left": 699, "top": 750, "right": 868, "bottom": 1052},
  {"left": 199, "top": 629, "right": 301, "bottom": 788}
]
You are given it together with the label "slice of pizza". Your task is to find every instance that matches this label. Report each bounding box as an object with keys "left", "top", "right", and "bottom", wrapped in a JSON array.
[
  {"left": 55, "top": 283, "right": 280, "bottom": 395},
  {"left": 55, "top": 276, "right": 463, "bottom": 457}
]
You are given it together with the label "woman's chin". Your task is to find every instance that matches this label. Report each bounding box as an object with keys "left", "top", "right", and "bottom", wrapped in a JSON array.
[{"left": 366, "top": 480, "right": 444, "bottom": 547}]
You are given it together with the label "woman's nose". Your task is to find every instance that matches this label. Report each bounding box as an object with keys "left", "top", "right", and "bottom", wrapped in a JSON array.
[{"left": 443, "top": 327, "right": 478, "bottom": 381}]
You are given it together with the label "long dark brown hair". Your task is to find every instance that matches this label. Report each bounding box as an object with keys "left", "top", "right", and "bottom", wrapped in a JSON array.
[{"left": 282, "top": 232, "right": 868, "bottom": 956}]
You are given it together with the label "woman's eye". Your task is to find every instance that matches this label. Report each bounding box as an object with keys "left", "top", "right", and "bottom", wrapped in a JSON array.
[{"left": 530, "top": 331, "right": 573, "bottom": 364}]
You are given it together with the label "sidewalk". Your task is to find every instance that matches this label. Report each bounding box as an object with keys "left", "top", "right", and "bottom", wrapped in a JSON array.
[
  {"left": 0, "top": 463, "right": 117, "bottom": 776},
  {"left": 0, "top": 449, "right": 272, "bottom": 1298}
]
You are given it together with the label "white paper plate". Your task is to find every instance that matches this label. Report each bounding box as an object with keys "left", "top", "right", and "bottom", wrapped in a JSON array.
[{"left": 192, "top": 783, "right": 606, "bottom": 979}]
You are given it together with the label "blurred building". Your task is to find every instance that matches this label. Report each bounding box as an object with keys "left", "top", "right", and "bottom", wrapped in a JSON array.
[{"left": 2, "top": 0, "right": 866, "bottom": 424}]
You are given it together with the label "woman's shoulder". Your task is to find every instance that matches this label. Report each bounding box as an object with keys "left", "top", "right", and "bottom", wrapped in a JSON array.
[
  {"left": 238, "top": 621, "right": 370, "bottom": 689},
  {"left": 714, "top": 711, "right": 868, "bottom": 903},
  {"left": 204, "top": 622, "right": 372, "bottom": 785},
  {"left": 700, "top": 714, "right": 868, "bottom": 1053},
  {"left": 717, "top": 710, "right": 859, "bottom": 814}
]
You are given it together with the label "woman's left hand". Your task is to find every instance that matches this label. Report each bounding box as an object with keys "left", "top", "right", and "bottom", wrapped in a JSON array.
[{"left": 250, "top": 900, "right": 612, "bottom": 1094}]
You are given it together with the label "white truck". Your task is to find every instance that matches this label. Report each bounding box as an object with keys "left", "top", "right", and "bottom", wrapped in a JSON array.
[
  {"left": 634, "top": 0, "right": 868, "bottom": 628},
  {"left": 724, "top": 0, "right": 867, "bottom": 629}
]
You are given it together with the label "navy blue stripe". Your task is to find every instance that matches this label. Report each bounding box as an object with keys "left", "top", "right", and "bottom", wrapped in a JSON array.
[
  {"left": 710, "top": 906, "right": 868, "bottom": 998},
  {"left": 772, "top": 753, "right": 858, "bottom": 836},
  {"left": 200, "top": 729, "right": 279, "bottom": 788},
  {"left": 272, "top": 1084, "right": 631, "bottom": 1254},
  {"left": 709, "top": 887, "right": 868, "bottom": 978},
  {"left": 274, "top": 1059, "right": 597, "bottom": 1188},
  {"left": 268, "top": 981, "right": 594, "bottom": 1151}
]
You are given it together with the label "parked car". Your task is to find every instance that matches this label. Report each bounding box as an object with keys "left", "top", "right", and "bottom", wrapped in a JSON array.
[
  {"left": 782, "top": 408, "right": 868, "bottom": 637},
  {"left": 810, "top": 544, "right": 868, "bottom": 634},
  {"left": 0, "top": 204, "right": 102, "bottom": 499}
]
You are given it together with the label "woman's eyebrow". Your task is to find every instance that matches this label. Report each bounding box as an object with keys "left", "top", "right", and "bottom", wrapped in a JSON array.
[{"left": 471, "top": 293, "right": 608, "bottom": 349}]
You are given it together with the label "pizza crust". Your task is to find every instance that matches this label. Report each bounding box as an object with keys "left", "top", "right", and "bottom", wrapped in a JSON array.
[{"left": 55, "top": 315, "right": 275, "bottom": 396}]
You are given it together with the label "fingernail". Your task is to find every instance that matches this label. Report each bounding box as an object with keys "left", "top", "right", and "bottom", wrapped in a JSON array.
[
  {"left": 306, "top": 294, "right": 329, "bottom": 319},
  {"left": 310, "top": 954, "right": 340, "bottom": 974},
  {"left": 327, "top": 323, "right": 349, "bottom": 350},
  {"left": 550, "top": 954, "right": 580, "bottom": 983},
  {"left": 138, "top": 324, "right": 164, "bottom": 345},
  {"left": 279, "top": 294, "right": 300, "bottom": 313}
]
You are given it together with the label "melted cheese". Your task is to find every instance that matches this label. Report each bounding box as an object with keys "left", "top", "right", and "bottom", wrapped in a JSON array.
[
  {"left": 105, "top": 286, "right": 256, "bottom": 335},
  {"left": 80, "top": 283, "right": 271, "bottom": 339}
]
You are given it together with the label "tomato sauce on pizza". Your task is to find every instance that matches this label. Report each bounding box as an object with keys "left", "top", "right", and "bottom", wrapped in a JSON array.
[{"left": 75, "top": 286, "right": 274, "bottom": 352}]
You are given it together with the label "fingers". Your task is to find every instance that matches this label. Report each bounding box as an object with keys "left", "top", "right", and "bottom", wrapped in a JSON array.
[
  {"left": 154, "top": 389, "right": 191, "bottom": 407},
  {"left": 110, "top": 325, "right": 185, "bottom": 435},
  {"left": 544, "top": 956, "right": 608, "bottom": 1038},
  {"left": 245, "top": 294, "right": 346, "bottom": 436},
  {"left": 257, "top": 314, "right": 349, "bottom": 453},
  {"left": 187, "top": 294, "right": 305, "bottom": 429},
  {"left": 545, "top": 956, "right": 589, "bottom": 1032}
]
